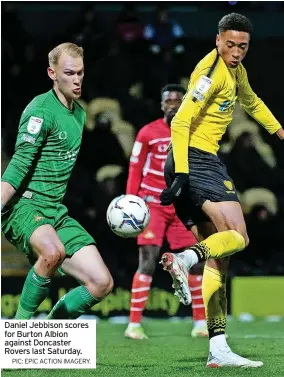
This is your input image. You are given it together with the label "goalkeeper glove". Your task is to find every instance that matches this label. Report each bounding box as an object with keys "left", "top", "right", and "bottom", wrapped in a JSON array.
[{"left": 160, "top": 173, "right": 188, "bottom": 206}]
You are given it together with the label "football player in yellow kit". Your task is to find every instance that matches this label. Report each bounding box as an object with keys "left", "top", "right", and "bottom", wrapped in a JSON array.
[{"left": 160, "top": 13, "right": 284, "bottom": 368}]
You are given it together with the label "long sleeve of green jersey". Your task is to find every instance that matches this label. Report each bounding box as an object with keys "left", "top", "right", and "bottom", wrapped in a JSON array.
[{"left": 2, "top": 107, "right": 53, "bottom": 190}]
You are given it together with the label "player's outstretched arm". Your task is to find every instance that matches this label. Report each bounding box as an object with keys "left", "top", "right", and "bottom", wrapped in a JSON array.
[
  {"left": 1, "top": 109, "right": 52, "bottom": 209},
  {"left": 238, "top": 64, "right": 282, "bottom": 136}
]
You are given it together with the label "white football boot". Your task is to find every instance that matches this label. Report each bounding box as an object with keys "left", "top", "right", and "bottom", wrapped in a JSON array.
[
  {"left": 207, "top": 345, "right": 263, "bottom": 368},
  {"left": 160, "top": 252, "right": 192, "bottom": 305}
]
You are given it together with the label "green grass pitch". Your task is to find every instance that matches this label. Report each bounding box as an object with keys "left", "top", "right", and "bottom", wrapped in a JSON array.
[{"left": 2, "top": 318, "right": 284, "bottom": 377}]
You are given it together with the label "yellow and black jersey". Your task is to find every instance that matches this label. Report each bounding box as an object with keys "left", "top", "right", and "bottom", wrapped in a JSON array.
[{"left": 171, "top": 49, "right": 281, "bottom": 173}]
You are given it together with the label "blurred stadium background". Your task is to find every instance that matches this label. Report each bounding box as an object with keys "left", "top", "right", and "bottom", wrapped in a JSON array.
[{"left": 2, "top": 1, "right": 284, "bottom": 324}]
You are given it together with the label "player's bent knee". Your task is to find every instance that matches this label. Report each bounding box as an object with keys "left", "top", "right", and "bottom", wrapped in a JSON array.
[
  {"left": 54, "top": 245, "right": 66, "bottom": 261},
  {"left": 87, "top": 273, "right": 114, "bottom": 299},
  {"left": 243, "top": 234, "right": 249, "bottom": 248},
  {"left": 106, "top": 275, "right": 114, "bottom": 294},
  {"left": 39, "top": 245, "right": 66, "bottom": 269}
]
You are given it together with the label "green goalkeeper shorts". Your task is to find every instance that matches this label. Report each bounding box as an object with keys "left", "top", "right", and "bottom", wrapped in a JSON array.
[{"left": 1, "top": 197, "right": 95, "bottom": 265}]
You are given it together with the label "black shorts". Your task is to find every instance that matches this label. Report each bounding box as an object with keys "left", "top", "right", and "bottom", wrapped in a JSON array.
[{"left": 164, "top": 147, "right": 239, "bottom": 228}]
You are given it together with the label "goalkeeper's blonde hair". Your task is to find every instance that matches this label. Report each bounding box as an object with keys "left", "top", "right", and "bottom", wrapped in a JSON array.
[{"left": 48, "top": 43, "right": 84, "bottom": 67}]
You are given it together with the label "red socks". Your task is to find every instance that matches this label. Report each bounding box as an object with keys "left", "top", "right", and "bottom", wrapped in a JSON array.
[
  {"left": 188, "top": 274, "right": 206, "bottom": 321},
  {"left": 129, "top": 272, "right": 152, "bottom": 323},
  {"left": 129, "top": 273, "right": 205, "bottom": 323}
]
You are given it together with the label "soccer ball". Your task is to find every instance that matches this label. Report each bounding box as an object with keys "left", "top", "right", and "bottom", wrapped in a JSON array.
[{"left": 107, "top": 195, "right": 150, "bottom": 238}]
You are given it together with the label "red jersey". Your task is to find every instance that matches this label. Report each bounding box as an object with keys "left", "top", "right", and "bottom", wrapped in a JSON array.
[{"left": 126, "top": 118, "right": 173, "bottom": 208}]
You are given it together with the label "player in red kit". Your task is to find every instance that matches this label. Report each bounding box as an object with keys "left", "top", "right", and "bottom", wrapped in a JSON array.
[{"left": 124, "top": 84, "right": 207, "bottom": 340}]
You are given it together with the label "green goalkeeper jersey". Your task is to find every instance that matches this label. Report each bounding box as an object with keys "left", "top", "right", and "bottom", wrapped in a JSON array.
[{"left": 2, "top": 89, "right": 86, "bottom": 204}]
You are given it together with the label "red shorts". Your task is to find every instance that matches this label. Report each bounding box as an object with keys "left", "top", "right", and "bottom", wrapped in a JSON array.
[{"left": 137, "top": 203, "right": 196, "bottom": 249}]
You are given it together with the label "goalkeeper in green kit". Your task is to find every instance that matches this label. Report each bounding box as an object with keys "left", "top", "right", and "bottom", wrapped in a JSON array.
[{"left": 1, "top": 43, "right": 114, "bottom": 319}]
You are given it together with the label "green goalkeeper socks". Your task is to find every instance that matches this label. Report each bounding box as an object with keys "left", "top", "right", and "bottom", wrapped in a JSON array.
[
  {"left": 15, "top": 267, "right": 51, "bottom": 319},
  {"left": 46, "top": 285, "right": 98, "bottom": 319}
]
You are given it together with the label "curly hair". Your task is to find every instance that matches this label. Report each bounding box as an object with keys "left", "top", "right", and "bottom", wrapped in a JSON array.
[{"left": 218, "top": 13, "right": 253, "bottom": 34}]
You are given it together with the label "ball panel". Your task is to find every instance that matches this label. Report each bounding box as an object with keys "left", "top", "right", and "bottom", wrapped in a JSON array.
[{"left": 106, "top": 194, "right": 150, "bottom": 238}]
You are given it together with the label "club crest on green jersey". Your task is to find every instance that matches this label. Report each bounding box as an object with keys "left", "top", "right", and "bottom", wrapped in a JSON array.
[{"left": 27, "top": 116, "right": 43, "bottom": 135}]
